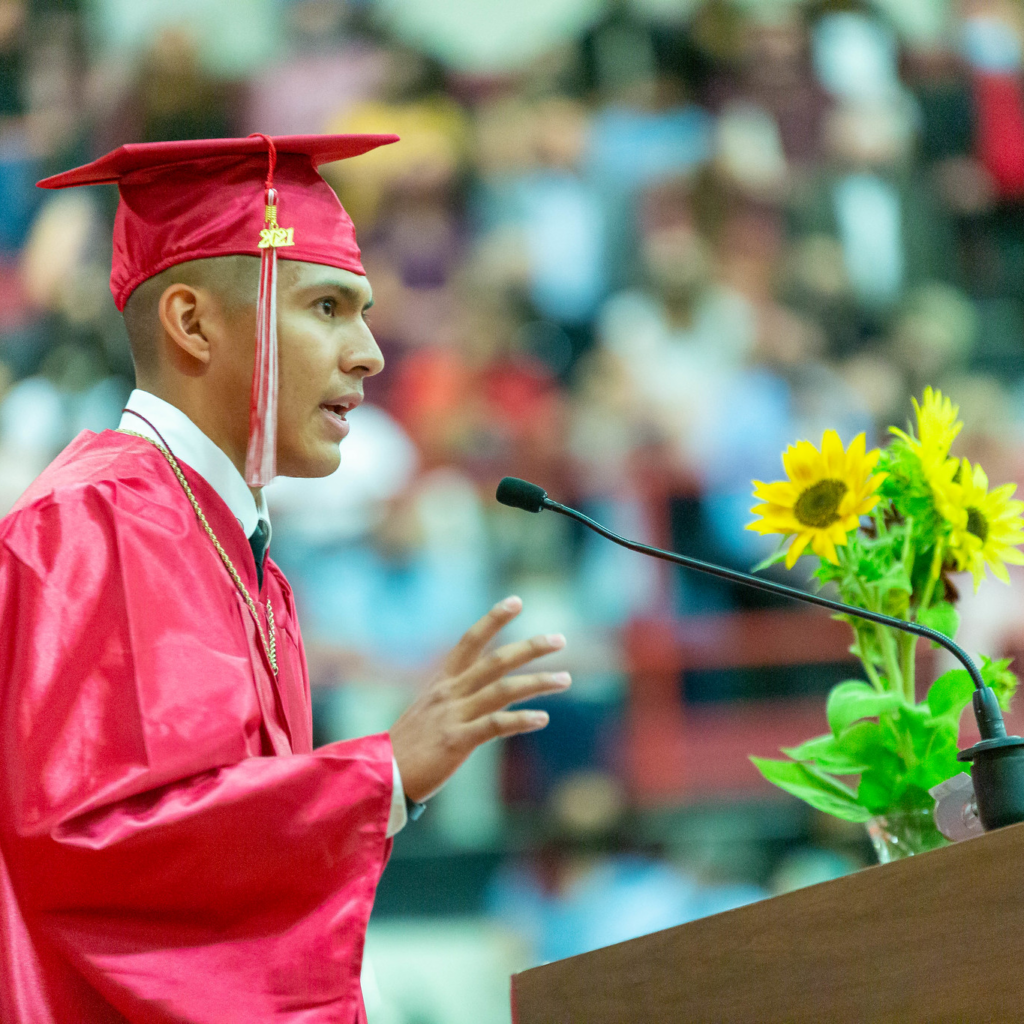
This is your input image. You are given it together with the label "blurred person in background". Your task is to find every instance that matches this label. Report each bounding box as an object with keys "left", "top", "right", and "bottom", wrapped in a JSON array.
[
  {"left": 470, "top": 94, "right": 606, "bottom": 377},
  {"left": 594, "top": 175, "right": 756, "bottom": 476},
  {"left": 785, "top": 10, "right": 954, "bottom": 356},
  {"left": 245, "top": 0, "right": 390, "bottom": 138},
  {"left": 96, "top": 27, "right": 241, "bottom": 149},
  {"left": 0, "top": 133, "right": 572, "bottom": 1023},
  {"left": 716, "top": 7, "right": 827, "bottom": 168},
  {"left": 488, "top": 771, "right": 765, "bottom": 963}
]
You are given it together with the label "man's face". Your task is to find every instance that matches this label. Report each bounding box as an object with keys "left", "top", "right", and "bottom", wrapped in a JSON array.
[{"left": 272, "top": 259, "right": 383, "bottom": 477}]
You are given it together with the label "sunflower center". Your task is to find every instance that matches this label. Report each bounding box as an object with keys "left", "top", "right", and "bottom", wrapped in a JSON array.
[
  {"left": 966, "top": 506, "right": 988, "bottom": 543},
  {"left": 794, "top": 479, "right": 847, "bottom": 528}
]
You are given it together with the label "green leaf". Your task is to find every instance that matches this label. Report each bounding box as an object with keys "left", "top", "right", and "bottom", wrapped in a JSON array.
[
  {"left": 982, "top": 655, "right": 1018, "bottom": 711},
  {"left": 895, "top": 702, "right": 939, "bottom": 761},
  {"left": 836, "top": 719, "right": 889, "bottom": 762},
  {"left": 752, "top": 539, "right": 792, "bottom": 573},
  {"left": 925, "top": 658, "right": 1020, "bottom": 718},
  {"left": 876, "top": 785, "right": 938, "bottom": 815},
  {"left": 926, "top": 668, "right": 975, "bottom": 722},
  {"left": 781, "top": 732, "right": 871, "bottom": 774},
  {"left": 826, "top": 681, "right": 903, "bottom": 737},
  {"left": 866, "top": 560, "right": 914, "bottom": 596},
  {"left": 917, "top": 601, "right": 960, "bottom": 644},
  {"left": 844, "top": 623, "right": 883, "bottom": 666},
  {"left": 877, "top": 443, "right": 945, "bottom": 549},
  {"left": 908, "top": 729, "right": 961, "bottom": 791},
  {"left": 884, "top": 700, "right": 962, "bottom": 793},
  {"left": 857, "top": 767, "right": 903, "bottom": 813},
  {"left": 750, "top": 757, "right": 871, "bottom": 822}
]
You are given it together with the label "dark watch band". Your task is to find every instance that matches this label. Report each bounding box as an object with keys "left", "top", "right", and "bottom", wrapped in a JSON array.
[{"left": 405, "top": 795, "right": 427, "bottom": 822}]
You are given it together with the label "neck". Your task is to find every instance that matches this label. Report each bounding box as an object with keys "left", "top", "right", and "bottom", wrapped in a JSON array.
[{"left": 136, "top": 377, "right": 253, "bottom": 490}]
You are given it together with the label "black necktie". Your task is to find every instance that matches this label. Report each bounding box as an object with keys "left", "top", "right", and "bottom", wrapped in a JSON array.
[{"left": 249, "top": 519, "right": 270, "bottom": 590}]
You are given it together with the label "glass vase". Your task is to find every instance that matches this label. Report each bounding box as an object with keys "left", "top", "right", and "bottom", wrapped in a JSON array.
[{"left": 866, "top": 808, "right": 949, "bottom": 863}]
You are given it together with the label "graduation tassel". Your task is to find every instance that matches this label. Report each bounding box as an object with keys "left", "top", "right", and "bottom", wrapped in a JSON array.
[
  {"left": 244, "top": 216, "right": 279, "bottom": 486},
  {"left": 245, "top": 136, "right": 293, "bottom": 487}
]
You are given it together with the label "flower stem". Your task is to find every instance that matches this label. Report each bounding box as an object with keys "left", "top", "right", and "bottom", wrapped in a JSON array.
[
  {"left": 873, "top": 507, "right": 887, "bottom": 538},
  {"left": 917, "top": 538, "right": 945, "bottom": 614},
  {"left": 859, "top": 639, "right": 885, "bottom": 692},
  {"left": 847, "top": 563, "right": 903, "bottom": 695},
  {"left": 876, "top": 622, "right": 904, "bottom": 695},
  {"left": 899, "top": 632, "right": 917, "bottom": 703}
]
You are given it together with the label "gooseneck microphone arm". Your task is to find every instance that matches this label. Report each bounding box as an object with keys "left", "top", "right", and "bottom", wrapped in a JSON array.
[
  {"left": 563, "top": 500, "right": 985, "bottom": 678},
  {"left": 563, "top": 497, "right": 978, "bottom": 658},
  {"left": 496, "top": 476, "right": 987, "bottom": 692}
]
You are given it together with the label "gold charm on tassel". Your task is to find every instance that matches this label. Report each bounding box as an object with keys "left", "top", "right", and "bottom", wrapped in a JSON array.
[{"left": 258, "top": 202, "right": 295, "bottom": 249}]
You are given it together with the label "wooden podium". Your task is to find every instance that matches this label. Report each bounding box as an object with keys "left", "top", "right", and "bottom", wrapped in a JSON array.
[{"left": 511, "top": 821, "right": 1024, "bottom": 1023}]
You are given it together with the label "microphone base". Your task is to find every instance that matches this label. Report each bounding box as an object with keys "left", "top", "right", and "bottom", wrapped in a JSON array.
[{"left": 958, "top": 736, "right": 1024, "bottom": 831}]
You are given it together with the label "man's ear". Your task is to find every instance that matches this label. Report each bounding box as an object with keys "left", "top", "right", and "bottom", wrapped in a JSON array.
[{"left": 157, "top": 282, "right": 213, "bottom": 370}]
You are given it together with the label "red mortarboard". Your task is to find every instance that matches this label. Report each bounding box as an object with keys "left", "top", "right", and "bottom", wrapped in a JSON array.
[{"left": 38, "top": 132, "right": 398, "bottom": 486}]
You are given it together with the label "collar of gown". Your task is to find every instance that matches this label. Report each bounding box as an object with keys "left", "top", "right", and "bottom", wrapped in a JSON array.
[{"left": 118, "top": 389, "right": 271, "bottom": 543}]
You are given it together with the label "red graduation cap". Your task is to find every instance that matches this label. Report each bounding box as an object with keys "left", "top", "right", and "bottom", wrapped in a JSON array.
[{"left": 38, "top": 132, "right": 399, "bottom": 486}]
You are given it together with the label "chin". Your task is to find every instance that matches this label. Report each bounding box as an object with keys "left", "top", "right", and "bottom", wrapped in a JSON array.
[{"left": 277, "top": 441, "right": 342, "bottom": 479}]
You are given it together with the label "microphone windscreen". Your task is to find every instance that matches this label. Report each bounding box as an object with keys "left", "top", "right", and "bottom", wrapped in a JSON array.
[{"left": 496, "top": 477, "right": 548, "bottom": 513}]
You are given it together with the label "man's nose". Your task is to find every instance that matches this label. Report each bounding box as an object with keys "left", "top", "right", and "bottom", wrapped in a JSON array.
[{"left": 343, "top": 327, "right": 385, "bottom": 378}]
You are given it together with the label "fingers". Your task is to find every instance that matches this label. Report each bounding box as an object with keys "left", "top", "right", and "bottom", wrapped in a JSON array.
[
  {"left": 460, "top": 708, "right": 551, "bottom": 747},
  {"left": 451, "top": 632, "right": 567, "bottom": 696},
  {"left": 441, "top": 596, "right": 523, "bottom": 677},
  {"left": 462, "top": 671, "right": 572, "bottom": 720}
]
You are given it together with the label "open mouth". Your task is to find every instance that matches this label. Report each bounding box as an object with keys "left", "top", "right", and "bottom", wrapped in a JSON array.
[{"left": 319, "top": 394, "right": 361, "bottom": 437}]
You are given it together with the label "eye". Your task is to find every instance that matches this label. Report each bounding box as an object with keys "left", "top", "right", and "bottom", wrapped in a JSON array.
[{"left": 316, "top": 297, "right": 337, "bottom": 318}]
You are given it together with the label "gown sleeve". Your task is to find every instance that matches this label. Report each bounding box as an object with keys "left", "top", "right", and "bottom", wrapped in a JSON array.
[{"left": 0, "top": 486, "right": 394, "bottom": 1024}]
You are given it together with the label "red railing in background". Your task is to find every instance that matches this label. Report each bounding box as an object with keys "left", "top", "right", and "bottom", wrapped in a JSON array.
[{"left": 622, "top": 610, "right": 940, "bottom": 803}]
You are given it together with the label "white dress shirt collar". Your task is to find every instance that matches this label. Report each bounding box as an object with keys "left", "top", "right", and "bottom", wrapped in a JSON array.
[{"left": 118, "top": 389, "right": 270, "bottom": 541}]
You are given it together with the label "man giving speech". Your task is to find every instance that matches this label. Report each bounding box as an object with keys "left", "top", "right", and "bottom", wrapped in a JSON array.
[{"left": 0, "top": 134, "right": 571, "bottom": 1023}]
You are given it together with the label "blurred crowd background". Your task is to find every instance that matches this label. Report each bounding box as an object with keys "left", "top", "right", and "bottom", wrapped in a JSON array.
[{"left": 6, "top": 0, "right": 1024, "bottom": 1020}]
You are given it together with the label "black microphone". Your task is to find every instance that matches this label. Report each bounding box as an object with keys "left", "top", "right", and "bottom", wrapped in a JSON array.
[
  {"left": 496, "top": 476, "right": 1024, "bottom": 831},
  {"left": 496, "top": 477, "right": 548, "bottom": 514}
]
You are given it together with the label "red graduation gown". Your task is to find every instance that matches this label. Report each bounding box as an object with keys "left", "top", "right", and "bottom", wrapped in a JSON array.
[{"left": 0, "top": 429, "right": 394, "bottom": 1023}]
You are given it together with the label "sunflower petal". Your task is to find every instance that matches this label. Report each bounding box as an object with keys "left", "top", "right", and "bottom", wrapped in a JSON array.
[
  {"left": 782, "top": 442, "right": 821, "bottom": 485},
  {"left": 811, "top": 531, "right": 839, "bottom": 565},
  {"left": 988, "top": 558, "right": 1011, "bottom": 585},
  {"left": 845, "top": 432, "right": 866, "bottom": 469},
  {"left": 782, "top": 532, "right": 810, "bottom": 568},
  {"left": 755, "top": 481, "right": 800, "bottom": 505},
  {"left": 998, "top": 546, "right": 1024, "bottom": 565},
  {"left": 829, "top": 521, "right": 851, "bottom": 544},
  {"left": 821, "top": 430, "right": 844, "bottom": 476}
]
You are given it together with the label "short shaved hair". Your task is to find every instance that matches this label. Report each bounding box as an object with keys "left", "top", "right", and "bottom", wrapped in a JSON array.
[{"left": 122, "top": 255, "right": 260, "bottom": 375}]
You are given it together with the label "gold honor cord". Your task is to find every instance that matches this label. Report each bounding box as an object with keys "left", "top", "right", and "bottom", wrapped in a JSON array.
[{"left": 118, "top": 429, "right": 278, "bottom": 676}]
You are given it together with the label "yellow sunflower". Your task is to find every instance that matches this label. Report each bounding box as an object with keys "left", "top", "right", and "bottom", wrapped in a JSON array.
[
  {"left": 890, "top": 387, "right": 962, "bottom": 509},
  {"left": 926, "top": 453, "right": 965, "bottom": 526},
  {"left": 944, "top": 459, "right": 1024, "bottom": 589},
  {"left": 890, "top": 386, "right": 962, "bottom": 465},
  {"left": 747, "top": 431, "right": 886, "bottom": 568}
]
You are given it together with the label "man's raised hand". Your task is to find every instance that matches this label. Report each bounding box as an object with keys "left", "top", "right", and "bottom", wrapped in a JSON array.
[{"left": 388, "top": 596, "right": 569, "bottom": 804}]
